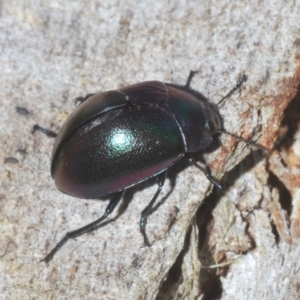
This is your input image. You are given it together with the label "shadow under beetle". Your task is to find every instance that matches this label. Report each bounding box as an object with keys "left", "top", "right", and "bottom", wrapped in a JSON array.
[{"left": 33, "top": 71, "right": 257, "bottom": 264}]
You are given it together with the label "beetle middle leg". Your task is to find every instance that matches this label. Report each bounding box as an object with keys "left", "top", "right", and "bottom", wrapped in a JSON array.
[
  {"left": 41, "top": 190, "right": 124, "bottom": 264},
  {"left": 185, "top": 70, "right": 199, "bottom": 89},
  {"left": 140, "top": 172, "right": 166, "bottom": 246}
]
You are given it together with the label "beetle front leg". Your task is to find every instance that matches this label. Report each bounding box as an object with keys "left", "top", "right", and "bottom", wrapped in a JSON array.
[
  {"left": 41, "top": 190, "right": 124, "bottom": 264},
  {"left": 187, "top": 155, "right": 223, "bottom": 190},
  {"left": 140, "top": 172, "right": 166, "bottom": 246}
]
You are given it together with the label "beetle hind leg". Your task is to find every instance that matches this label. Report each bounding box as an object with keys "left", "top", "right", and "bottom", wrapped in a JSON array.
[
  {"left": 32, "top": 124, "right": 57, "bottom": 138},
  {"left": 41, "top": 190, "right": 124, "bottom": 264},
  {"left": 75, "top": 93, "right": 95, "bottom": 106},
  {"left": 140, "top": 172, "right": 166, "bottom": 246}
]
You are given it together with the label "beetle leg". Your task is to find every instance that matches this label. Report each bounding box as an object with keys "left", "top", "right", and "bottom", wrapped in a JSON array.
[
  {"left": 140, "top": 172, "right": 166, "bottom": 246},
  {"left": 74, "top": 93, "right": 95, "bottom": 106},
  {"left": 187, "top": 155, "right": 223, "bottom": 190},
  {"left": 41, "top": 190, "right": 124, "bottom": 264},
  {"left": 185, "top": 70, "right": 199, "bottom": 89},
  {"left": 32, "top": 124, "right": 57, "bottom": 138}
]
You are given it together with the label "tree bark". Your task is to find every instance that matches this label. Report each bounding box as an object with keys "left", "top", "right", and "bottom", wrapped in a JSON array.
[{"left": 1, "top": 1, "right": 300, "bottom": 299}]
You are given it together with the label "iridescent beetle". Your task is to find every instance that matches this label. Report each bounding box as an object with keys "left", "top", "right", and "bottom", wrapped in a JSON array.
[{"left": 33, "top": 72, "right": 255, "bottom": 263}]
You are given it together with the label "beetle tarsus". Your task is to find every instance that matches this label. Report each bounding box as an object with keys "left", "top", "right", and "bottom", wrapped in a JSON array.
[
  {"left": 187, "top": 156, "right": 223, "bottom": 190},
  {"left": 75, "top": 93, "right": 95, "bottom": 106},
  {"left": 32, "top": 124, "right": 57, "bottom": 138},
  {"left": 185, "top": 70, "right": 199, "bottom": 89},
  {"left": 41, "top": 236, "right": 68, "bottom": 264},
  {"left": 41, "top": 191, "right": 124, "bottom": 263},
  {"left": 140, "top": 172, "right": 166, "bottom": 246}
]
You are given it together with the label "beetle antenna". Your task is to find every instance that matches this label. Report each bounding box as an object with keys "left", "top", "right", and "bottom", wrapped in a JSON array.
[
  {"left": 221, "top": 129, "right": 267, "bottom": 152},
  {"left": 215, "top": 75, "right": 267, "bottom": 152},
  {"left": 216, "top": 74, "right": 248, "bottom": 107}
]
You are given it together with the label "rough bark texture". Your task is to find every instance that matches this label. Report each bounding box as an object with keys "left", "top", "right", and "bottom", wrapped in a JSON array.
[{"left": 1, "top": 1, "right": 300, "bottom": 299}]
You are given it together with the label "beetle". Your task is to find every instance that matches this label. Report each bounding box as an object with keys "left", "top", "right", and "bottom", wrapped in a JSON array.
[{"left": 33, "top": 71, "right": 250, "bottom": 263}]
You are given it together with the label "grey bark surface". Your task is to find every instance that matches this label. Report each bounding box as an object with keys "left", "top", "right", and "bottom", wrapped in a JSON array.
[{"left": 1, "top": 1, "right": 300, "bottom": 299}]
